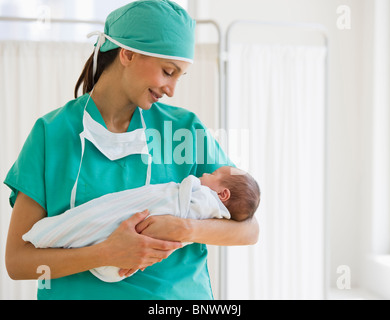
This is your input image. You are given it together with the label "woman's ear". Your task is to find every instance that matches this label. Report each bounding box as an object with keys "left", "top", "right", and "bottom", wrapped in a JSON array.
[
  {"left": 218, "top": 188, "right": 231, "bottom": 202},
  {"left": 119, "top": 49, "right": 135, "bottom": 66}
]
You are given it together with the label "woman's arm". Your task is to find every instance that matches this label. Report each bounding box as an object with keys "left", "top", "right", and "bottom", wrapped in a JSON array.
[
  {"left": 6, "top": 192, "right": 103, "bottom": 280},
  {"left": 136, "top": 215, "right": 260, "bottom": 246},
  {"left": 6, "top": 193, "right": 181, "bottom": 280},
  {"left": 186, "top": 217, "right": 259, "bottom": 246}
]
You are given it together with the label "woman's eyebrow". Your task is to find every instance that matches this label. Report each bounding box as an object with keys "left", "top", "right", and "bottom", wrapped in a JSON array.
[{"left": 167, "top": 62, "right": 187, "bottom": 75}]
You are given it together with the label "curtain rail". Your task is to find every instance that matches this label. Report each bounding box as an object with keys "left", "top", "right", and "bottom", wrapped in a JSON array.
[
  {"left": 0, "top": 16, "right": 105, "bottom": 25},
  {"left": 0, "top": 16, "right": 221, "bottom": 28},
  {"left": 226, "top": 20, "right": 329, "bottom": 45}
]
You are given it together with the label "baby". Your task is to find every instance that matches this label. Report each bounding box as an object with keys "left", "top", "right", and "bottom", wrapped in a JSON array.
[
  {"left": 23, "top": 166, "right": 260, "bottom": 282},
  {"left": 199, "top": 166, "right": 260, "bottom": 222}
]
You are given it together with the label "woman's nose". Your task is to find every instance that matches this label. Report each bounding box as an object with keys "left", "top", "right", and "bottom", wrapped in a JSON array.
[
  {"left": 164, "top": 86, "right": 174, "bottom": 98},
  {"left": 163, "top": 81, "right": 177, "bottom": 98}
]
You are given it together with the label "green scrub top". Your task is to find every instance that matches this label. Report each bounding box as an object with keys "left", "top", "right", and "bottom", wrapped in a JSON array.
[{"left": 4, "top": 93, "right": 233, "bottom": 300}]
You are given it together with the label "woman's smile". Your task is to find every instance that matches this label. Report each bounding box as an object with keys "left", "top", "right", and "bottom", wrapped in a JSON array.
[{"left": 149, "top": 89, "right": 162, "bottom": 103}]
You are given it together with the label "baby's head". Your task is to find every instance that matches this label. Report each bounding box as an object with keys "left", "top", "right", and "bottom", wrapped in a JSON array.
[{"left": 199, "top": 166, "right": 261, "bottom": 221}]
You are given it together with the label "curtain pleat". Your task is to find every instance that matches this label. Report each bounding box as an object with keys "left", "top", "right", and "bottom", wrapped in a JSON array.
[{"left": 226, "top": 44, "right": 327, "bottom": 300}]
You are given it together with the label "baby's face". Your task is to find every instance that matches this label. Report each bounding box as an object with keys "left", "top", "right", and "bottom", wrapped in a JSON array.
[{"left": 199, "top": 167, "right": 231, "bottom": 192}]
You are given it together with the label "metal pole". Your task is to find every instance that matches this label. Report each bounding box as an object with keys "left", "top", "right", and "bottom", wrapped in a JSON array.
[{"left": 195, "top": 20, "right": 227, "bottom": 301}]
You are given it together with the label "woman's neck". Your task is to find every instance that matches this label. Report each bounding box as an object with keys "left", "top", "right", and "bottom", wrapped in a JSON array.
[{"left": 91, "top": 72, "right": 137, "bottom": 133}]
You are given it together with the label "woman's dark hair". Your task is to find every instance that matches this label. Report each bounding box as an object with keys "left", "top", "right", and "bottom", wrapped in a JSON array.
[{"left": 74, "top": 48, "right": 120, "bottom": 98}]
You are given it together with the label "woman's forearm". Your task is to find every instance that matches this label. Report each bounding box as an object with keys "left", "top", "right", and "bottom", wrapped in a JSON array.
[
  {"left": 6, "top": 239, "right": 107, "bottom": 281},
  {"left": 6, "top": 192, "right": 108, "bottom": 280},
  {"left": 184, "top": 217, "right": 259, "bottom": 246}
]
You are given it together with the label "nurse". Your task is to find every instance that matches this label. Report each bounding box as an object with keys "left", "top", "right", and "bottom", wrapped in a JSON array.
[{"left": 4, "top": 0, "right": 259, "bottom": 300}]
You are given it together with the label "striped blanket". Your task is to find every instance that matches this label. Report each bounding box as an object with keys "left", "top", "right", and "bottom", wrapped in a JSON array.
[{"left": 23, "top": 176, "right": 230, "bottom": 282}]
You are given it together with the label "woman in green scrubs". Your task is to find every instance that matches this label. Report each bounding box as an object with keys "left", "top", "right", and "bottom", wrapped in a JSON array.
[{"left": 4, "top": 0, "right": 259, "bottom": 300}]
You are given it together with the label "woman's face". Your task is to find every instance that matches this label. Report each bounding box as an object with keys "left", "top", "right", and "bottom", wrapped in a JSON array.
[{"left": 120, "top": 51, "right": 190, "bottom": 110}]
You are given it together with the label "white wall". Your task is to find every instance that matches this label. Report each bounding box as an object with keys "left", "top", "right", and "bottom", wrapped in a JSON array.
[{"left": 193, "top": 0, "right": 379, "bottom": 296}]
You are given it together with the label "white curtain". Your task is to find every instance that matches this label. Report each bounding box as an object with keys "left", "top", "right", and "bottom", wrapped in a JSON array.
[
  {"left": 0, "top": 41, "right": 93, "bottom": 300},
  {"left": 0, "top": 41, "right": 220, "bottom": 300},
  {"left": 226, "top": 44, "right": 327, "bottom": 299},
  {"left": 161, "top": 43, "right": 220, "bottom": 129}
]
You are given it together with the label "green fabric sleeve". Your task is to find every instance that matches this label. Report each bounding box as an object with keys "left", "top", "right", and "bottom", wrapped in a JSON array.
[{"left": 4, "top": 118, "right": 46, "bottom": 210}]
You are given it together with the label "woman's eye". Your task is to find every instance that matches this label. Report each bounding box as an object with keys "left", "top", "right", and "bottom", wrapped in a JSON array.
[{"left": 163, "top": 70, "right": 173, "bottom": 77}]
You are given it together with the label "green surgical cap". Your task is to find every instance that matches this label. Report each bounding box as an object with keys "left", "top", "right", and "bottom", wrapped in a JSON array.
[{"left": 90, "top": 0, "right": 196, "bottom": 64}]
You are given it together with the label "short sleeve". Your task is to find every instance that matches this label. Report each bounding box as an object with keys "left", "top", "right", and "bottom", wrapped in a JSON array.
[
  {"left": 192, "top": 116, "right": 235, "bottom": 177},
  {"left": 3, "top": 119, "right": 46, "bottom": 210}
]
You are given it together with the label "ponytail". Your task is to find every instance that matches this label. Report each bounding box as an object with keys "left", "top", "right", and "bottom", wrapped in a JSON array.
[{"left": 74, "top": 48, "right": 120, "bottom": 98}]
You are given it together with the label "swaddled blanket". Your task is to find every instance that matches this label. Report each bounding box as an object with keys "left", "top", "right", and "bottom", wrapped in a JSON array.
[{"left": 23, "top": 176, "right": 230, "bottom": 282}]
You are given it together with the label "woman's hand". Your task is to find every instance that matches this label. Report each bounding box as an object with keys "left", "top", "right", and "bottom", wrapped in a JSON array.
[
  {"left": 135, "top": 215, "right": 191, "bottom": 242},
  {"left": 98, "top": 211, "right": 183, "bottom": 277}
]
